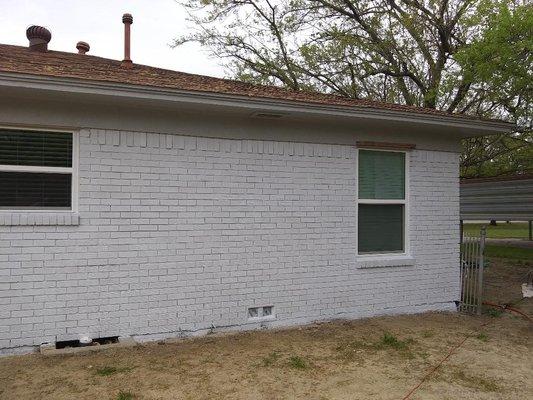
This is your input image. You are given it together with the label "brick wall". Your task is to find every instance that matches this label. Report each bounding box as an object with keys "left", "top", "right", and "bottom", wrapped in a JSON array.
[{"left": 0, "top": 128, "right": 460, "bottom": 354}]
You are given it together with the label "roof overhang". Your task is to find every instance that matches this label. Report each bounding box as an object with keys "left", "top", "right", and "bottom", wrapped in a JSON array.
[{"left": 0, "top": 72, "right": 515, "bottom": 137}]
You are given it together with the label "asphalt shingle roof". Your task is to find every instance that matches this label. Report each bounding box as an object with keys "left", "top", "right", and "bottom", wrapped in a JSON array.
[{"left": 0, "top": 43, "right": 507, "bottom": 124}]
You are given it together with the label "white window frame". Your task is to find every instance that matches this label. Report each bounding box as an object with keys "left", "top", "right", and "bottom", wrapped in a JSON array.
[
  {"left": 355, "top": 148, "right": 410, "bottom": 257},
  {"left": 0, "top": 126, "right": 79, "bottom": 212}
]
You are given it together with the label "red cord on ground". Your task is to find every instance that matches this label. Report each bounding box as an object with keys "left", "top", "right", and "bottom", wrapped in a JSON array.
[
  {"left": 400, "top": 319, "right": 492, "bottom": 400},
  {"left": 482, "top": 301, "right": 533, "bottom": 322},
  {"left": 400, "top": 333, "right": 473, "bottom": 400},
  {"left": 401, "top": 302, "right": 531, "bottom": 400}
]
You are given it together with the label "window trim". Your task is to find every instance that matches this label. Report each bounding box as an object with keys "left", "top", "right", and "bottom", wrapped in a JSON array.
[
  {"left": 0, "top": 126, "right": 79, "bottom": 213},
  {"left": 356, "top": 148, "right": 410, "bottom": 257}
]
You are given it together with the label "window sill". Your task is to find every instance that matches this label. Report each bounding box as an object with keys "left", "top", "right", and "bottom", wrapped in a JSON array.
[
  {"left": 357, "top": 255, "right": 415, "bottom": 269},
  {"left": 0, "top": 212, "right": 80, "bottom": 226}
]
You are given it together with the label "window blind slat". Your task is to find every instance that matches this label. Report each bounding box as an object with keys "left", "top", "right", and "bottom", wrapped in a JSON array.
[
  {"left": 359, "top": 150, "right": 405, "bottom": 199},
  {"left": 0, "top": 130, "right": 72, "bottom": 168}
]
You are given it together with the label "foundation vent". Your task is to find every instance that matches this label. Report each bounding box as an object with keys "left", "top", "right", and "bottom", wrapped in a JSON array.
[
  {"left": 248, "top": 306, "right": 274, "bottom": 320},
  {"left": 55, "top": 336, "right": 119, "bottom": 349}
]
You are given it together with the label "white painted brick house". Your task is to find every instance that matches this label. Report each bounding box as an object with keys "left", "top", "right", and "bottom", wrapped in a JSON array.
[{"left": 0, "top": 22, "right": 512, "bottom": 354}]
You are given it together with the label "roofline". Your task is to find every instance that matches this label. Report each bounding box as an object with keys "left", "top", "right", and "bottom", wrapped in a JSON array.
[
  {"left": 0, "top": 72, "right": 515, "bottom": 134},
  {"left": 460, "top": 213, "right": 533, "bottom": 220}
]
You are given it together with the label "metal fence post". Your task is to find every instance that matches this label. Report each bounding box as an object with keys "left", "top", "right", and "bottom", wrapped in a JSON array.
[{"left": 476, "top": 226, "right": 486, "bottom": 315}]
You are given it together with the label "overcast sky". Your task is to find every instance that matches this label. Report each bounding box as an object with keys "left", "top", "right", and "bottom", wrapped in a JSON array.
[{"left": 0, "top": 0, "right": 225, "bottom": 77}]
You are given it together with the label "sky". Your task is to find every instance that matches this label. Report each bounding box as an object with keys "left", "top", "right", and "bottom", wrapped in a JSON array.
[{"left": 0, "top": 0, "right": 225, "bottom": 77}]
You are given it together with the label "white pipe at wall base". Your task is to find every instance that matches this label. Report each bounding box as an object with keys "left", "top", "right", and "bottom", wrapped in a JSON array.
[{"left": 79, "top": 335, "right": 92, "bottom": 347}]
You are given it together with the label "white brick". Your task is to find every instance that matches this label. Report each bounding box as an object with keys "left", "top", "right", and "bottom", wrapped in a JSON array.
[{"left": 0, "top": 130, "right": 460, "bottom": 354}]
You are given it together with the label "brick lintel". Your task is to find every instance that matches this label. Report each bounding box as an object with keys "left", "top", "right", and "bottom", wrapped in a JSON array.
[{"left": 356, "top": 141, "right": 416, "bottom": 151}]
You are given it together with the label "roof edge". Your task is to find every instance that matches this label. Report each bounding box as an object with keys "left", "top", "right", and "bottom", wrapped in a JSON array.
[
  {"left": 0, "top": 72, "right": 515, "bottom": 134},
  {"left": 460, "top": 213, "right": 533, "bottom": 220},
  {"left": 461, "top": 174, "right": 533, "bottom": 184}
]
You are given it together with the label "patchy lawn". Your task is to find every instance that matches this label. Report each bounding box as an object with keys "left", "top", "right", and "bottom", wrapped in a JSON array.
[
  {"left": 1, "top": 256, "right": 531, "bottom": 400},
  {"left": 463, "top": 222, "right": 530, "bottom": 239},
  {"left": 1, "top": 311, "right": 531, "bottom": 400},
  {"left": 485, "top": 244, "right": 533, "bottom": 262}
]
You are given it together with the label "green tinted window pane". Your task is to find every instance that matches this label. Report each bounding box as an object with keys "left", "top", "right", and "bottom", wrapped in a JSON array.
[
  {"left": 0, "top": 130, "right": 72, "bottom": 167},
  {"left": 359, "top": 150, "right": 405, "bottom": 199},
  {"left": 358, "top": 204, "right": 404, "bottom": 253}
]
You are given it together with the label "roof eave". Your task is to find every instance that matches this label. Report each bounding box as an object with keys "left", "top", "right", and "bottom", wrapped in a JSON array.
[{"left": 0, "top": 72, "right": 515, "bottom": 135}]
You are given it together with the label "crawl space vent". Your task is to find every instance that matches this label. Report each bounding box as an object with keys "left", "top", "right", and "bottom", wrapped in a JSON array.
[
  {"left": 55, "top": 336, "right": 119, "bottom": 349},
  {"left": 248, "top": 306, "right": 274, "bottom": 320}
]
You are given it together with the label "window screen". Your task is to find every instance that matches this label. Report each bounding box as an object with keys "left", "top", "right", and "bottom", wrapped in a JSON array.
[
  {"left": 358, "top": 150, "right": 406, "bottom": 254},
  {"left": 0, "top": 129, "right": 73, "bottom": 210}
]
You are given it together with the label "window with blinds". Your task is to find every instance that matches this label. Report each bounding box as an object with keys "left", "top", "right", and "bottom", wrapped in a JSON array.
[
  {"left": 358, "top": 150, "right": 406, "bottom": 254},
  {"left": 358, "top": 150, "right": 405, "bottom": 200},
  {"left": 0, "top": 129, "right": 73, "bottom": 210}
]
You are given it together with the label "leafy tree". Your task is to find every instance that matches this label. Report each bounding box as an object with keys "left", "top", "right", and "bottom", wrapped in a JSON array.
[
  {"left": 175, "top": 0, "right": 532, "bottom": 177},
  {"left": 461, "top": 133, "right": 532, "bottom": 178},
  {"left": 456, "top": 2, "right": 532, "bottom": 177}
]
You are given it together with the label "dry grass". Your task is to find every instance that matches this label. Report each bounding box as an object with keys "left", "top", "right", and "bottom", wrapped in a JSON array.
[
  {"left": 0, "top": 310, "right": 530, "bottom": 400},
  {"left": 0, "top": 259, "right": 531, "bottom": 400}
]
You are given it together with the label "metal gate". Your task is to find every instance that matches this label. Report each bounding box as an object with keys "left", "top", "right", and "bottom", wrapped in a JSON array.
[{"left": 459, "top": 227, "right": 486, "bottom": 314}]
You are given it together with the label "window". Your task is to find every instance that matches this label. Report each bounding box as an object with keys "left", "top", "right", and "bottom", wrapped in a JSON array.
[
  {"left": 357, "top": 149, "right": 407, "bottom": 254},
  {"left": 0, "top": 129, "right": 75, "bottom": 210}
]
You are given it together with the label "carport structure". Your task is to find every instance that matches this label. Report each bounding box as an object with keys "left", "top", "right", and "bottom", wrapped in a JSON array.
[{"left": 460, "top": 174, "right": 533, "bottom": 240}]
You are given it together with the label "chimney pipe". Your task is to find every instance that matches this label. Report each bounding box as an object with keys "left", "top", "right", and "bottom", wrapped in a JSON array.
[
  {"left": 26, "top": 25, "right": 51, "bottom": 52},
  {"left": 76, "top": 41, "right": 90, "bottom": 54},
  {"left": 121, "top": 13, "right": 133, "bottom": 67}
]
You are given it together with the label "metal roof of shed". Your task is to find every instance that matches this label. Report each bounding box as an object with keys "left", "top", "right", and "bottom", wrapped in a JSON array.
[{"left": 460, "top": 175, "right": 533, "bottom": 220}]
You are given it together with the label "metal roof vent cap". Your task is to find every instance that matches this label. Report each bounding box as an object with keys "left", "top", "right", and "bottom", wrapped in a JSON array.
[
  {"left": 121, "top": 13, "right": 133, "bottom": 68},
  {"left": 76, "top": 41, "right": 90, "bottom": 54},
  {"left": 26, "top": 25, "right": 51, "bottom": 52}
]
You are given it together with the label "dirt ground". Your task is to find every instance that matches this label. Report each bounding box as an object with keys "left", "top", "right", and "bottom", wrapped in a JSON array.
[
  {"left": 1, "top": 259, "right": 531, "bottom": 400},
  {"left": 484, "top": 257, "right": 533, "bottom": 313}
]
